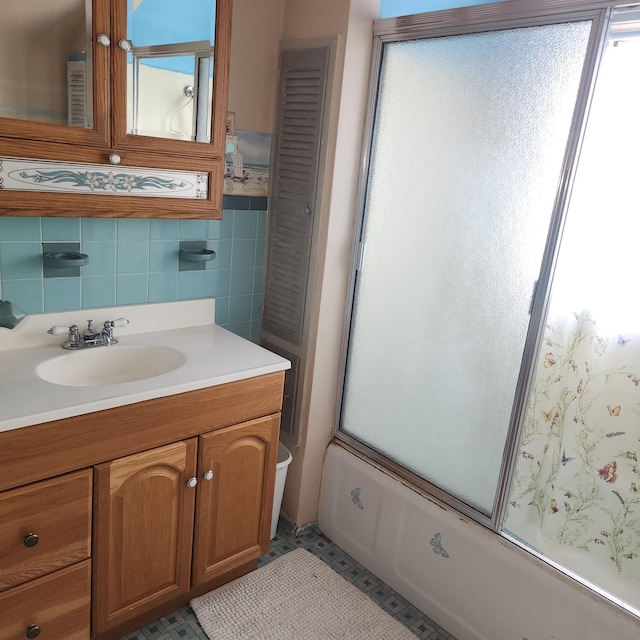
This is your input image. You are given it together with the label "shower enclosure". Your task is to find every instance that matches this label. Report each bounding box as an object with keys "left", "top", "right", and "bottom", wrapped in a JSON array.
[
  {"left": 337, "top": 0, "right": 640, "bottom": 617},
  {"left": 503, "top": 10, "right": 640, "bottom": 608}
]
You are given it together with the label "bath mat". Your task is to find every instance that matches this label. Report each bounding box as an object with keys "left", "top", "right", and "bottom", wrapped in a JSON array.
[{"left": 190, "top": 548, "right": 417, "bottom": 640}]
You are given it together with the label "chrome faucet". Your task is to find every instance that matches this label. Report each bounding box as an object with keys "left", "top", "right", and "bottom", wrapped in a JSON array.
[
  {"left": 101, "top": 320, "right": 119, "bottom": 345},
  {"left": 48, "top": 318, "right": 129, "bottom": 350}
]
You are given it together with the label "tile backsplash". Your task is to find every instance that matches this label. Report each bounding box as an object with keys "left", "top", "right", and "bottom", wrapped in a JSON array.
[{"left": 0, "top": 196, "right": 267, "bottom": 342}]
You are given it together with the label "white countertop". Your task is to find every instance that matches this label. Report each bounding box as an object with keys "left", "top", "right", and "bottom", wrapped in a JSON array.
[{"left": 0, "top": 300, "right": 290, "bottom": 433}]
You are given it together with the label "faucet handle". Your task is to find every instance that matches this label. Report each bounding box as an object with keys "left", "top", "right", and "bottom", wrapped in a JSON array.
[
  {"left": 101, "top": 317, "right": 129, "bottom": 345},
  {"left": 48, "top": 324, "right": 80, "bottom": 348},
  {"left": 48, "top": 325, "right": 72, "bottom": 336}
]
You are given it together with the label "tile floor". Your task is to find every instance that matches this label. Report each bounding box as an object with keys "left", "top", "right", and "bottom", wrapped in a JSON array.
[{"left": 120, "top": 525, "right": 456, "bottom": 640}]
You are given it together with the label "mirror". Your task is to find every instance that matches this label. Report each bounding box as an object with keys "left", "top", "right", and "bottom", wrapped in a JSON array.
[
  {"left": 127, "top": 0, "right": 216, "bottom": 142},
  {"left": 0, "top": 0, "right": 93, "bottom": 128}
]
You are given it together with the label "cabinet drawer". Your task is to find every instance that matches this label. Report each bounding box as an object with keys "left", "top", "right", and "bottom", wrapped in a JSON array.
[
  {"left": 0, "top": 469, "right": 92, "bottom": 590},
  {"left": 0, "top": 560, "right": 91, "bottom": 640}
]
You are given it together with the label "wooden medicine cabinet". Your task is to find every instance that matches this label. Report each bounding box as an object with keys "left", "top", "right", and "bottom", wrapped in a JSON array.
[{"left": 0, "top": 0, "right": 231, "bottom": 218}]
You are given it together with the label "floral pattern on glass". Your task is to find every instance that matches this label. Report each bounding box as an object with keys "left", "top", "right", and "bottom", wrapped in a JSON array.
[{"left": 507, "top": 310, "right": 640, "bottom": 575}]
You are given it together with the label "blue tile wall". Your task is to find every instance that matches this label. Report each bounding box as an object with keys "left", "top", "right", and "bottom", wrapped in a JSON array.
[{"left": 0, "top": 195, "right": 267, "bottom": 343}]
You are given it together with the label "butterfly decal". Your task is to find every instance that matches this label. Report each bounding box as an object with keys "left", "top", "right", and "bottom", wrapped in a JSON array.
[
  {"left": 430, "top": 532, "right": 449, "bottom": 558},
  {"left": 598, "top": 461, "right": 617, "bottom": 483},
  {"left": 541, "top": 409, "right": 555, "bottom": 422},
  {"left": 350, "top": 488, "right": 364, "bottom": 510},
  {"left": 543, "top": 353, "right": 556, "bottom": 368},
  {"left": 561, "top": 450, "right": 574, "bottom": 466},
  {"left": 549, "top": 498, "right": 558, "bottom": 514},
  {"left": 618, "top": 335, "right": 632, "bottom": 346},
  {"left": 607, "top": 405, "right": 621, "bottom": 417}
]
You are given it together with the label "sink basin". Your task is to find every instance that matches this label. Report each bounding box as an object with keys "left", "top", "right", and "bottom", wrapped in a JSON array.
[{"left": 36, "top": 345, "right": 186, "bottom": 387}]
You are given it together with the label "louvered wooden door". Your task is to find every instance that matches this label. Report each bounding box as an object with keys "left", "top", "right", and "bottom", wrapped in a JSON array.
[
  {"left": 262, "top": 47, "right": 329, "bottom": 346},
  {"left": 261, "top": 46, "right": 330, "bottom": 440}
]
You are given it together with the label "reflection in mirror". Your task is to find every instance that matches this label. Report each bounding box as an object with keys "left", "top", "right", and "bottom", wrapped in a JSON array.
[
  {"left": 0, "top": 0, "right": 93, "bottom": 128},
  {"left": 127, "top": 0, "right": 216, "bottom": 142}
]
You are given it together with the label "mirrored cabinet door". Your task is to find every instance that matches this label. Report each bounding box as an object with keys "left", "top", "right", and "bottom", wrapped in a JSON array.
[
  {"left": 0, "top": 0, "right": 230, "bottom": 158},
  {"left": 111, "top": 0, "right": 231, "bottom": 158},
  {"left": 0, "top": 0, "right": 110, "bottom": 147}
]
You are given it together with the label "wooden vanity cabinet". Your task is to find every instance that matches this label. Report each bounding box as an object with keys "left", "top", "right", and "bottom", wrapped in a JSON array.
[{"left": 0, "top": 371, "right": 285, "bottom": 640}]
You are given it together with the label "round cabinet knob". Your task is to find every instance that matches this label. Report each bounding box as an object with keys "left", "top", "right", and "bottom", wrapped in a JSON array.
[
  {"left": 23, "top": 533, "right": 39, "bottom": 548},
  {"left": 186, "top": 477, "right": 198, "bottom": 488},
  {"left": 118, "top": 39, "right": 132, "bottom": 52},
  {"left": 97, "top": 33, "right": 111, "bottom": 47},
  {"left": 26, "top": 625, "right": 41, "bottom": 639},
  {"left": 203, "top": 470, "right": 214, "bottom": 481},
  {"left": 108, "top": 153, "right": 122, "bottom": 165}
]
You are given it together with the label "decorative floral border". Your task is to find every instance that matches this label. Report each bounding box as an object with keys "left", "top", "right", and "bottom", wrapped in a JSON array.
[{"left": 0, "top": 156, "right": 208, "bottom": 199}]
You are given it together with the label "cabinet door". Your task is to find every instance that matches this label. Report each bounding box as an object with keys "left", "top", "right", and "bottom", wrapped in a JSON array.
[
  {"left": 0, "top": 0, "right": 110, "bottom": 149},
  {"left": 93, "top": 440, "right": 197, "bottom": 635},
  {"left": 110, "top": 0, "right": 231, "bottom": 160},
  {"left": 192, "top": 415, "right": 280, "bottom": 586}
]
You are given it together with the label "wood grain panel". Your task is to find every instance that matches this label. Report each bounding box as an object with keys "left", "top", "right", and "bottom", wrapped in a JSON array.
[
  {"left": 0, "top": 372, "right": 284, "bottom": 492},
  {"left": 0, "top": 142, "right": 224, "bottom": 219},
  {"left": 92, "top": 440, "right": 197, "bottom": 635},
  {"left": 192, "top": 414, "right": 280, "bottom": 585},
  {"left": 0, "top": 560, "right": 91, "bottom": 640},
  {"left": 0, "top": 469, "right": 92, "bottom": 591}
]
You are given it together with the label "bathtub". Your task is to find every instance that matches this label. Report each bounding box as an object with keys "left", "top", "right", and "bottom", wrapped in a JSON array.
[{"left": 318, "top": 443, "right": 640, "bottom": 640}]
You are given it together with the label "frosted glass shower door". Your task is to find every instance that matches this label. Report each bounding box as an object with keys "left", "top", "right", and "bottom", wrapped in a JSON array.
[
  {"left": 504, "top": 7, "right": 640, "bottom": 612},
  {"left": 339, "top": 20, "right": 592, "bottom": 515}
]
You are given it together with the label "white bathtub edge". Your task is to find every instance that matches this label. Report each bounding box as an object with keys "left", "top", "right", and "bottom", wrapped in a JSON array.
[{"left": 318, "top": 443, "right": 640, "bottom": 640}]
